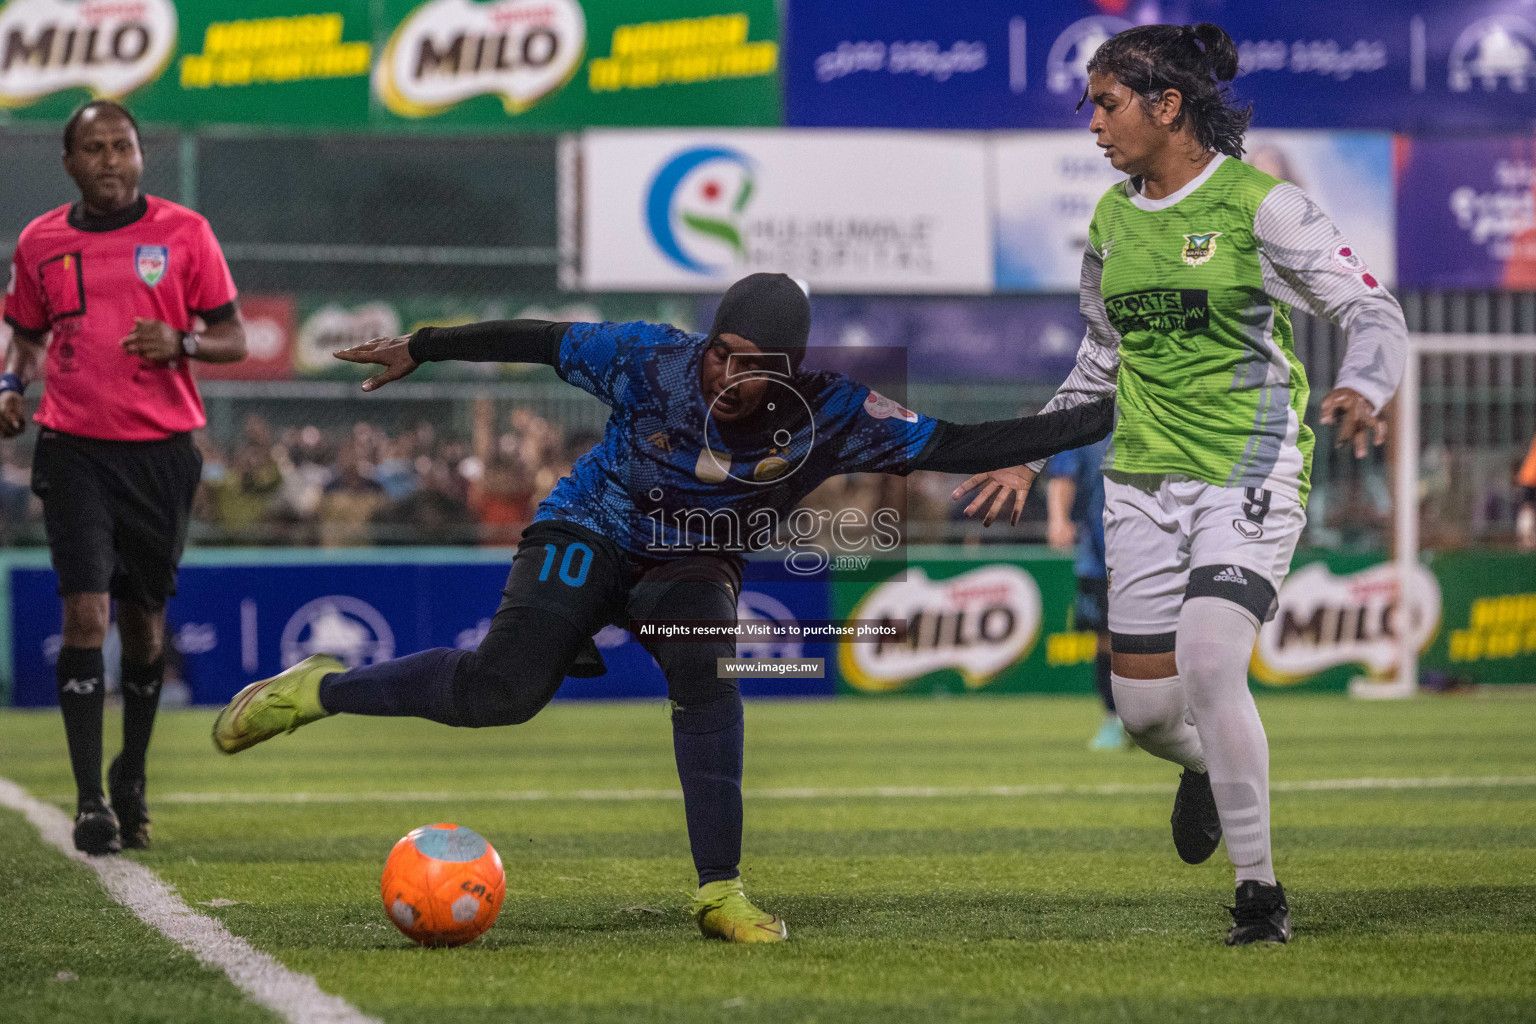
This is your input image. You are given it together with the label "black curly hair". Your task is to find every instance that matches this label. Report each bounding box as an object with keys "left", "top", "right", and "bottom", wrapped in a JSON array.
[
  {"left": 1081, "top": 23, "right": 1252, "bottom": 159},
  {"left": 63, "top": 100, "right": 141, "bottom": 154}
]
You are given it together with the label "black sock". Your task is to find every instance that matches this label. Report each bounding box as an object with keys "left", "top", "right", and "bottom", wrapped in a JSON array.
[
  {"left": 671, "top": 693, "right": 744, "bottom": 887},
  {"left": 319, "top": 648, "right": 465, "bottom": 723},
  {"left": 1095, "top": 648, "right": 1115, "bottom": 713},
  {"left": 56, "top": 646, "right": 106, "bottom": 807},
  {"left": 117, "top": 657, "right": 164, "bottom": 780}
]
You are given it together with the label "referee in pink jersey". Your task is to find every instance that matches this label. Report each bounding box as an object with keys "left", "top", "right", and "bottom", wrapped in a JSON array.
[{"left": 2, "top": 102, "right": 246, "bottom": 854}]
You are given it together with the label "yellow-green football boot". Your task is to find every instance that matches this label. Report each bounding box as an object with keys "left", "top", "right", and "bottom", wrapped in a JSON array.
[
  {"left": 690, "top": 878, "right": 787, "bottom": 943},
  {"left": 212, "top": 654, "right": 341, "bottom": 754}
]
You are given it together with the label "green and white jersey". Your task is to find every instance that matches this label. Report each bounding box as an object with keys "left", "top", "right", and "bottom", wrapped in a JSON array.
[{"left": 1036, "top": 154, "right": 1406, "bottom": 505}]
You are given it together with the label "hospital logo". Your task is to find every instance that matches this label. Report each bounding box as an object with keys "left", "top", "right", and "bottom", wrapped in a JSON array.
[
  {"left": 1180, "top": 231, "right": 1222, "bottom": 267},
  {"left": 280, "top": 595, "right": 395, "bottom": 670},
  {"left": 134, "top": 245, "right": 167, "bottom": 287},
  {"left": 1449, "top": 14, "right": 1536, "bottom": 93},
  {"left": 374, "top": 0, "right": 586, "bottom": 118},
  {"left": 645, "top": 146, "right": 756, "bottom": 274}
]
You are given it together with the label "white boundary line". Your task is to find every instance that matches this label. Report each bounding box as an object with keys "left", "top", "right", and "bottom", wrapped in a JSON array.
[
  {"left": 118, "top": 774, "right": 1536, "bottom": 805},
  {"left": 0, "top": 777, "right": 381, "bottom": 1024}
]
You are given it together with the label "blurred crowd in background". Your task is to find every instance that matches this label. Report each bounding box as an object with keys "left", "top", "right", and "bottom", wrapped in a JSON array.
[
  {"left": 3, "top": 402, "right": 1533, "bottom": 551},
  {"left": 0, "top": 407, "right": 966, "bottom": 549}
]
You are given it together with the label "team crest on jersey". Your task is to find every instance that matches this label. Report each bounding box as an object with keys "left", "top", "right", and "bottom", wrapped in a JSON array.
[
  {"left": 753, "top": 457, "right": 789, "bottom": 482},
  {"left": 135, "top": 246, "right": 168, "bottom": 287},
  {"left": 1180, "top": 231, "right": 1221, "bottom": 267}
]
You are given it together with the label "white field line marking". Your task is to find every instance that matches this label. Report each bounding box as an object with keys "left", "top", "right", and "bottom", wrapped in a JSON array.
[
  {"left": 132, "top": 775, "right": 1536, "bottom": 805},
  {"left": 0, "top": 777, "right": 381, "bottom": 1024}
]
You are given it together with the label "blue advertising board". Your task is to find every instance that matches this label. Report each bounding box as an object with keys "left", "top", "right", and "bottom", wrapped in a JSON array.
[
  {"left": 693, "top": 294, "right": 1086, "bottom": 381},
  {"left": 990, "top": 129, "right": 1397, "bottom": 292},
  {"left": 785, "top": 1, "right": 1536, "bottom": 132},
  {"left": 1396, "top": 134, "right": 1536, "bottom": 290},
  {"left": 7, "top": 555, "right": 833, "bottom": 708}
]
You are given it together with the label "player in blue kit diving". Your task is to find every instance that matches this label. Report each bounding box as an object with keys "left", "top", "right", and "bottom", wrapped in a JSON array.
[{"left": 213, "top": 274, "right": 1112, "bottom": 942}]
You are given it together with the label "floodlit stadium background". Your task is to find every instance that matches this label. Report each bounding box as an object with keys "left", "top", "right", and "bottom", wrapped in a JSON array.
[{"left": 1, "top": 1, "right": 1534, "bottom": 706}]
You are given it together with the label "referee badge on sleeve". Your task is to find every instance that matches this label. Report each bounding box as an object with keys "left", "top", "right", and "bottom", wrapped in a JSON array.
[{"left": 135, "top": 245, "right": 168, "bottom": 287}]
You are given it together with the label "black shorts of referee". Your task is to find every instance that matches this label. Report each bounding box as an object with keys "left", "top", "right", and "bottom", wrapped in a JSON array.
[{"left": 30, "top": 427, "right": 202, "bottom": 608}]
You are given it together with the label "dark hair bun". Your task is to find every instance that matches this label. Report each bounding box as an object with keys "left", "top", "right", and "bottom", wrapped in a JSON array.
[{"left": 1192, "top": 22, "right": 1240, "bottom": 82}]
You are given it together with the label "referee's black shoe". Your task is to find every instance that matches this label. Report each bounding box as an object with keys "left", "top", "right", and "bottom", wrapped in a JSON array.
[
  {"left": 1171, "top": 768, "right": 1222, "bottom": 864},
  {"left": 73, "top": 798, "right": 122, "bottom": 856},
  {"left": 108, "top": 755, "right": 151, "bottom": 850},
  {"left": 1226, "top": 880, "right": 1291, "bottom": 945}
]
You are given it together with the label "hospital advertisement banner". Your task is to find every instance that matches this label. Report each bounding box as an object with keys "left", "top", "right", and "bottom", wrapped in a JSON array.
[
  {"left": 1395, "top": 134, "right": 1536, "bottom": 290},
  {"left": 992, "top": 129, "right": 1396, "bottom": 292},
  {"left": 0, "top": 0, "right": 781, "bottom": 129},
  {"left": 784, "top": 1, "right": 1536, "bottom": 132},
  {"left": 578, "top": 130, "right": 993, "bottom": 294}
]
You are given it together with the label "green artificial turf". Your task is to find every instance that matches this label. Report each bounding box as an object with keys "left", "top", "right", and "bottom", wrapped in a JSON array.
[
  {"left": 1, "top": 694, "right": 1533, "bottom": 1023},
  {"left": 0, "top": 805, "right": 277, "bottom": 1024}
]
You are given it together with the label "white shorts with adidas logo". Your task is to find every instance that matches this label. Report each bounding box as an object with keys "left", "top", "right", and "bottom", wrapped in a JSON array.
[{"left": 1102, "top": 471, "right": 1307, "bottom": 643}]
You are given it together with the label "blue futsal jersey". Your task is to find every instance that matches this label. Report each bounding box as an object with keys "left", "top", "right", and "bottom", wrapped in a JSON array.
[
  {"left": 537, "top": 321, "right": 939, "bottom": 558},
  {"left": 1047, "top": 436, "right": 1109, "bottom": 582}
]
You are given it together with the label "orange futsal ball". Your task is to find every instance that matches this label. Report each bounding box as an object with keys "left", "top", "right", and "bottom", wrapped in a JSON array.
[{"left": 380, "top": 823, "right": 505, "bottom": 947}]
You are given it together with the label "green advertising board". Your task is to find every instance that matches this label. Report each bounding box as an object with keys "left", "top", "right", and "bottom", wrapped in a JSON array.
[
  {"left": 0, "top": 0, "right": 781, "bottom": 130},
  {"left": 1425, "top": 550, "right": 1536, "bottom": 685},
  {"left": 832, "top": 547, "right": 1536, "bottom": 697},
  {"left": 1251, "top": 549, "right": 1536, "bottom": 692},
  {"left": 832, "top": 547, "right": 1096, "bottom": 697}
]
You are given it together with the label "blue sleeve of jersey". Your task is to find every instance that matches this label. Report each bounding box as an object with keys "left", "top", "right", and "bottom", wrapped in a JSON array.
[
  {"left": 815, "top": 373, "right": 939, "bottom": 477},
  {"left": 556, "top": 320, "right": 686, "bottom": 406}
]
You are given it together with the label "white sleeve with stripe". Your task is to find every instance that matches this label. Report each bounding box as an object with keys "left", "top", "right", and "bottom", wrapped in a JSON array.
[
  {"left": 1025, "top": 243, "right": 1122, "bottom": 473},
  {"left": 1253, "top": 182, "right": 1407, "bottom": 413}
]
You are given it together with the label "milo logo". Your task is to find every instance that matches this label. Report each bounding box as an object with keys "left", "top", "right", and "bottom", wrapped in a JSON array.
[
  {"left": 0, "top": 0, "right": 177, "bottom": 104},
  {"left": 374, "top": 0, "right": 586, "bottom": 118},
  {"left": 1104, "top": 288, "right": 1210, "bottom": 336},
  {"left": 839, "top": 565, "right": 1042, "bottom": 692},
  {"left": 1252, "top": 562, "right": 1442, "bottom": 685}
]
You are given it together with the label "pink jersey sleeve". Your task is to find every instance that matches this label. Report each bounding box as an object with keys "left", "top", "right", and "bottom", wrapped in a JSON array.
[
  {"left": 4, "top": 236, "right": 49, "bottom": 332},
  {"left": 187, "top": 217, "right": 237, "bottom": 314}
]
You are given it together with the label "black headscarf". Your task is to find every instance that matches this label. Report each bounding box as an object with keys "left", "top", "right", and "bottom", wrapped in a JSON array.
[{"left": 708, "top": 273, "right": 810, "bottom": 372}]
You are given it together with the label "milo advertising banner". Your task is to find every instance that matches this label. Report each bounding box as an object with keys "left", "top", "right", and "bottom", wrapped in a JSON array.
[
  {"left": 1427, "top": 550, "right": 1536, "bottom": 686},
  {"left": 0, "top": 0, "right": 374, "bottom": 126},
  {"left": 1250, "top": 553, "right": 1441, "bottom": 692},
  {"left": 834, "top": 548, "right": 1536, "bottom": 697},
  {"left": 833, "top": 549, "right": 1097, "bottom": 697},
  {"left": 1251, "top": 550, "right": 1536, "bottom": 691},
  {"left": 0, "top": 0, "right": 781, "bottom": 129},
  {"left": 372, "top": 0, "right": 779, "bottom": 128}
]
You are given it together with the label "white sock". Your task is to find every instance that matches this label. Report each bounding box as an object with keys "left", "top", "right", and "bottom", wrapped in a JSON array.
[
  {"left": 1111, "top": 673, "right": 1206, "bottom": 772},
  {"left": 1177, "top": 597, "right": 1275, "bottom": 886}
]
